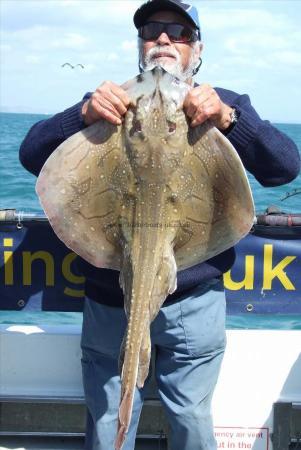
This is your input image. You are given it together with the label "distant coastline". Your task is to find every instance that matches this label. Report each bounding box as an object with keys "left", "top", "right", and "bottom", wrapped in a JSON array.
[
  {"left": 0, "top": 110, "right": 300, "bottom": 125},
  {"left": 0, "top": 110, "right": 53, "bottom": 116}
]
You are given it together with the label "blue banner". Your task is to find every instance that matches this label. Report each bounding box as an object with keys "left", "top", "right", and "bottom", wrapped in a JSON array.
[
  {"left": 0, "top": 219, "right": 300, "bottom": 314},
  {"left": 0, "top": 220, "right": 85, "bottom": 312},
  {"left": 224, "top": 231, "right": 301, "bottom": 314}
]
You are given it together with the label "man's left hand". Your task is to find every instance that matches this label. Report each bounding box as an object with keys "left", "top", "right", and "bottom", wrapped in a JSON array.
[{"left": 183, "top": 84, "right": 234, "bottom": 130}]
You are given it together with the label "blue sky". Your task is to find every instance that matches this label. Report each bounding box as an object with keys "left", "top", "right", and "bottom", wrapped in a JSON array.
[{"left": 1, "top": 0, "right": 301, "bottom": 123}]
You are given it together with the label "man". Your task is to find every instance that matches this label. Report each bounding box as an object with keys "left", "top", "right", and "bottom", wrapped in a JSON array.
[{"left": 19, "top": 1, "right": 300, "bottom": 449}]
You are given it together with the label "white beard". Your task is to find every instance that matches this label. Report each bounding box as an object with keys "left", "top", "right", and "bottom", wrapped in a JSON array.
[{"left": 138, "top": 39, "right": 199, "bottom": 81}]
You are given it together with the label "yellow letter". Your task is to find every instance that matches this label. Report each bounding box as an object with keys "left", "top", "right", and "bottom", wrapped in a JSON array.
[
  {"left": 62, "top": 253, "right": 85, "bottom": 298},
  {"left": 263, "top": 244, "right": 296, "bottom": 290},
  {"left": 223, "top": 255, "right": 255, "bottom": 290},
  {"left": 23, "top": 251, "right": 54, "bottom": 286},
  {"left": 4, "top": 238, "right": 14, "bottom": 285}
]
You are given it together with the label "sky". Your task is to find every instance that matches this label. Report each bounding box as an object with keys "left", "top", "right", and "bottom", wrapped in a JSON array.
[{"left": 1, "top": 0, "right": 301, "bottom": 123}]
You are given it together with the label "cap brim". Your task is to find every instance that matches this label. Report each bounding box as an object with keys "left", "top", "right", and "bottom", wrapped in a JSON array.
[{"left": 134, "top": 0, "right": 198, "bottom": 30}]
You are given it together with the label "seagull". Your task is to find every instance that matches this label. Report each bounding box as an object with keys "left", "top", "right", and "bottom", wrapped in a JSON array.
[
  {"left": 61, "top": 62, "right": 75, "bottom": 69},
  {"left": 61, "top": 62, "right": 84, "bottom": 69}
]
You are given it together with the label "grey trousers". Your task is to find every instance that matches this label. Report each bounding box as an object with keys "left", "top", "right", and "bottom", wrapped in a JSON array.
[{"left": 81, "top": 278, "right": 226, "bottom": 450}]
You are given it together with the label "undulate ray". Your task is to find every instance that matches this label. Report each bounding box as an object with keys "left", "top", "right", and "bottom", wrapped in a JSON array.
[{"left": 36, "top": 67, "right": 255, "bottom": 450}]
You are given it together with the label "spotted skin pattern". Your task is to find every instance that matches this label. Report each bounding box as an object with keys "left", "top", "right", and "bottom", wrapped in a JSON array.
[{"left": 36, "top": 68, "right": 254, "bottom": 450}]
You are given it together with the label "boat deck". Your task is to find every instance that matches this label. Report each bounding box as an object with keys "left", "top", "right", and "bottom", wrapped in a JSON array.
[{"left": 0, "top": 436, "right": 167, "bottom": 450}]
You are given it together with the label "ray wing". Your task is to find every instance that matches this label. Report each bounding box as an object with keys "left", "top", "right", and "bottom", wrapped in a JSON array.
[
  {"left": 173, "top": 121, "right": 255, "bottom": 270},
  {"left": 36, "top": 120, "right": 132, "bottom": 269}
]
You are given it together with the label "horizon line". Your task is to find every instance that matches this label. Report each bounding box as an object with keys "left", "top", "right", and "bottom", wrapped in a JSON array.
[{"left": 0, "top": 110, "right": 301, "bottom": 126}]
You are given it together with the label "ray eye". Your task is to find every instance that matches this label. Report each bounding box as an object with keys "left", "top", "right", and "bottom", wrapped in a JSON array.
[
  {"left": 168, "top": 121, "right": 176, "bottom": 133},
  {"left": 169, "top": 194, "right": 178, "bottom": 204},
  {"left": 134, "top": 120, "right": 142, "bottom": 133}
]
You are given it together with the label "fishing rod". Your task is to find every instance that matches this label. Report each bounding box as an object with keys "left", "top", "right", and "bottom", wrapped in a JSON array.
[{"left": 280, "top": 188, "right": 301, "bottom": 201}]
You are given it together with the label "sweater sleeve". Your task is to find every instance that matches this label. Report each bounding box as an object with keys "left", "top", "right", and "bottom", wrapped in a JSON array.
[
  {"left": 19, "top": 94, "right": 91, "bottom": 176},
  {"left": 219, "top": 91, "right": 300, "bottom": 187}
]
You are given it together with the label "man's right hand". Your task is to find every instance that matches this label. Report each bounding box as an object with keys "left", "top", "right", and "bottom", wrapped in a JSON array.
[{"left": 81, "top": 81, "right": 130, "bottom": 126}]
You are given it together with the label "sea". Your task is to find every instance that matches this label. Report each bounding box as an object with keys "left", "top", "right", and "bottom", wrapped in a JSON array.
[{"left": 0, "top": 112, "right": 301, "bottom": 329}]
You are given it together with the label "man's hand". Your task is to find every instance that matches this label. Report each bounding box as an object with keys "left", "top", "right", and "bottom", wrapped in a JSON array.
[
  {"left": 82, "top": 81, "right": 130, "bottom": 126},
  {"left": 183, "top": 84, "right": 234, "bottom": 130}
]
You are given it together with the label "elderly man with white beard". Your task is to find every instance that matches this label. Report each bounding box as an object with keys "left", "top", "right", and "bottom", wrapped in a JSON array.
[
  {"left": 82, "top": 7, "right": 234, "bottom": 132},
  {"left": 19, "top": 1, "right": 300, "bottom": 449}
]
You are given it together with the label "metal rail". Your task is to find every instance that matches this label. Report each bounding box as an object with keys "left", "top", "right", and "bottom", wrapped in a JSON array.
[{"left": 0, "top": 209, "right": 46, "bottom": 222}]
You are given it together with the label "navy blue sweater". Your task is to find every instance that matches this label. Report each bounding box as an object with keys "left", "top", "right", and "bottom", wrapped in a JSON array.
[{"left": 19, "top": 88, "right": 300, "bottom": 307}]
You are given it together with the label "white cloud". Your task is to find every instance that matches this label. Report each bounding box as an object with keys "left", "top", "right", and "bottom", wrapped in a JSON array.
[
  {"left": 81, "top": 63, "right": 95, "bottom": 73},
  {"left": 0, "top": 43, "right": 11, "bottom": 52},
  {"left": 0, "top": 0, "right": 139, "bottom": 40},
  {"left": 60, "top": 0, "right": 79, "bottom": 6},
  {"left": 202, "top": 8, "right": 290, "bottom": 32},
  {"left": 272, "top": 51, "right": 301, "bottom": 67},
  {"left": 107, "top": 52, "right": 119, "bottom": 61},
  {"left": 121, "top": 40, "right": 137, "bottom": 51},
  {"left": 83, "top": 1, "right": 140, "bottom": 22},
  {"left": 50, "top": 32, "right": 89, "bottom": 50},
  {"left": 25, "top": 54, "right": 41, "bottom": 64},
  {"left": 224, "top": 34, "right": 289, "bottom": 55}
]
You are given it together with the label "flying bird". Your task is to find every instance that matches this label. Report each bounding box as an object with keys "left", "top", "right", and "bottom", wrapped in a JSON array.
[
  {"left": 61, "top": 63, "right": 84, "bottom": 69},
  {"left": 61, "top": 62, "right": 74, "bottom": 69}
]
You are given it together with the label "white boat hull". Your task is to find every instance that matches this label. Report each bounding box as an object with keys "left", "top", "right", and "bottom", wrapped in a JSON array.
[{"left": 1, "top": 325, "right": 300, "bottom": 448}]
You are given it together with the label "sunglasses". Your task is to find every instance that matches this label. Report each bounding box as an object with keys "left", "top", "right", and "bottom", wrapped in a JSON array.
[{"left": 138, "top": 21, "right": 200, "bottom": 43}]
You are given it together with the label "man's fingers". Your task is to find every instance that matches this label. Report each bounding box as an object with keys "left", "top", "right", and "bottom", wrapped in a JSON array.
[
  {"left": 109, "top": 83, "right": 131, "bottom": 108},
  {"left": 82, "top": 81, "right": 130, "bottom": 126},
  {"left": 190, "top": 102, "right": 215, "bottom": 127},
  {"left": 100, "top": 97, "right": 124, "bottom": 119},
  {"left": 97, "top": 82, "right": 130, "bottom": 110},
  {"left": 184, "top": 84, "right": 223, "bottom": 127},
  {"left": 87, "top": 81, "right": 130, "bottom": 122},
  {"left": 88, "top": 97, "right": 122, "bottom": 125},
  {"left": 93, "top": 93, "right": 124, "bottom": 118},
  {"left": 92, "top": 92, "right": 122, "bottom": 118},
  {"left": 184, "top": 90, "right": 211, "bottom": 118},
  {"left": 184, "top": 101, "right": 197, "bottom": 119},
  {"left": 99, "top": 108, "right": 122, "bottom": 125},
  {"left": 102, "top": 90, "right": 128, "bottom": 116},
  {"left": 191, "top": 112, "right": 207, "bottom": 127}
]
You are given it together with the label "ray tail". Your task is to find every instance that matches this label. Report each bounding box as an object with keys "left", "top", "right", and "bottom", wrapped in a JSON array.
[{"left": 115, "top": 187, "right": 177, "bottom": 449}]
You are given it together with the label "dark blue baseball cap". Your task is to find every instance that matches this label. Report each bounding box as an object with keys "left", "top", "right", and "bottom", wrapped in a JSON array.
[{"left": 134, "top": 0, "right": 201, "bottom": 35}]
